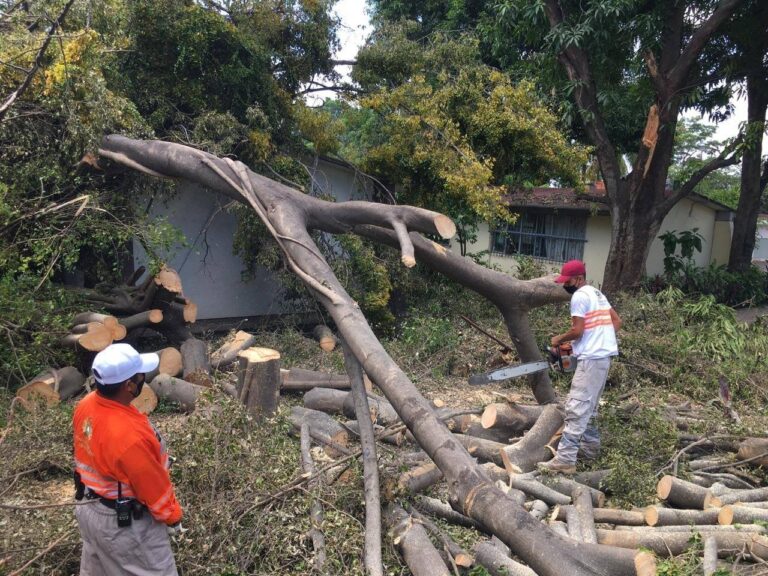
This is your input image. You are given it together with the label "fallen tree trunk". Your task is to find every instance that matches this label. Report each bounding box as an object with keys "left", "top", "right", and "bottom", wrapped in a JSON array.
[
  {"left": 99, "top": 134, "right": 656, "bottom": 576},
  {"left": 501, "top": 404, "right": 564, "bottom": 474},
  {"left": 303, "top": 388, "right": 400, "bottom": 426}
]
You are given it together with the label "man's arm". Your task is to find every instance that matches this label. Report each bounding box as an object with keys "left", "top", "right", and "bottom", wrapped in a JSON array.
[
  {"left": 610, "top": 308, "right": 622, "bottom": 331},
  {"left": 551, "top": 316, "right": 584, "bottom": 346}
]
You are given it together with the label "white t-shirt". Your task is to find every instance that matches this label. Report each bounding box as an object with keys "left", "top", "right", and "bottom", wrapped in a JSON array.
[{"left": 570, "top": 285, "right": 618, "bottom": 359}]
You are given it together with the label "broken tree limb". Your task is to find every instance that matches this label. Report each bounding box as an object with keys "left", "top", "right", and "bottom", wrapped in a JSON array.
[
  {"left": 501, "top": 404, "right": 564, "bottom": 474},
  {"left": 180, "top": 338, "right": 212, "bottom": 388},
  {"left": 473, "top": 541, "right": 536, "bottom": 576},
  {"left": 237, "top": 347, "right": 281, "bottom": 421},
  {"left": 313, "top": 325, "right": 338, "bottom": 352},
  {"left": 299, "top": 423, "right": 327, "bottom": 574},
  {"left": 528, "top": 499, "right": 550, "bottom": 521},
  {"left": 341, "top": 341, "right": 383, "bottom": 576},
  {"left": 98, "top": 134, "right": 656, "bottom": 576},
  {"left": 736, "top": 438, "right": 768, "bottom": 468},
  {"left": 386, "top": 505, "right": 450, "bottom": 576},
  {"left": 657, "top": 475, "right": 710, "bottom": 509},
  {"left": 303, "top": 388, "right": 400, "bottom": 426},
  {"left": 210, "top": 331, "right": 257, "bottom": 370},
  {"left": 344, "top": 420, "right": 405, "bottom": 446}
]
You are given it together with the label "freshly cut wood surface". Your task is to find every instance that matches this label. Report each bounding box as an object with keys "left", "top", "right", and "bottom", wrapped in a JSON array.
[
  {"left": 154, "top": 266, "right": 183, "bottom": 293},
  {"left": 238, "top": 347, "right": 281, "bottom": 420},
  {"left": 657, "top": 475, "right": 709, "bottom": 509},
  {"left": 312, "top": 325, "right": 337, "bottom": 352},
  {"left": 16, "top": 380, "right": 60, "bottom": 409},
  {"left": 210, "top": 331, "right": 257, "bottom": 369},
  {"left": 131, "top": 384, "right": 158, "bottom": 415}
]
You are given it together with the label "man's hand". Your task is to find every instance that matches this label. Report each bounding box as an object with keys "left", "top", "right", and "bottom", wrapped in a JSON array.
[
  {"left": 167, "top": 522, "right": 187, "bottom": 537},
  {"left": 550, "top": 335, "right": 562, "bottom": 346}
]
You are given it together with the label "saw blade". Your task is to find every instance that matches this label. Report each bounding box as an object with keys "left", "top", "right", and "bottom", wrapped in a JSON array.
[{"left": 468, "top": 361, "right": 550, "bottom": 385}]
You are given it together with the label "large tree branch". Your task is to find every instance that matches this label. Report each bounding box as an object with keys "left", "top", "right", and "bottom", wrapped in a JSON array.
[
  {"left": 0, "top": 0, "right": 75, "bottom": 122},
  {"left": 666, "top": 0, "right": 743, "bottom": 91},
  {"left": 541, "top": 0, "right": 622, "bottom": 195},
  {"left": 658, "top": 139, "right": 742, "bottom": 217}
]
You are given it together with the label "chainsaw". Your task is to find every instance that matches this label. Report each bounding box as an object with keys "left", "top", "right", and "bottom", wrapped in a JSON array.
[{"left": 468, "top": 342, "right": 577, "bottom": 385}]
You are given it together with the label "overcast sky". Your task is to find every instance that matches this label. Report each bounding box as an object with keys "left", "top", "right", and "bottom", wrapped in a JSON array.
[{"left": 329, "top": 2, "right": 756, "bottom": 146}]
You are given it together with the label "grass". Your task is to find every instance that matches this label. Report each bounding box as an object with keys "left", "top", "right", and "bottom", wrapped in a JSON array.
[{"left": 2, "top": 284, "right": 768, "bottom": 574}]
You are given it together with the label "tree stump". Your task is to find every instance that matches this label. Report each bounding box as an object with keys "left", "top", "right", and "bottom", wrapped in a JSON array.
[
  {"left": 180, "top": 338, "right": 212, "bottom": 387},
  {"left": 237, "top": 347, "right": 281, "bottom": 421}
]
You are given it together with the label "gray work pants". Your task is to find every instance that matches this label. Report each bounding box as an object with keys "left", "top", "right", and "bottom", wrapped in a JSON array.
[
  {"left": 556, "top": 357, "right": 612, "bottom": 465},
  {"left": 75, "top": 500, "right": 178, "bottom": 576}
]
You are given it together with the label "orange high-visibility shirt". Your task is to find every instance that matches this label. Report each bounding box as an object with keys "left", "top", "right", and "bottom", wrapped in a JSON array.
[{"left": 73, "top": 391, "right": 183, "bottom": 525}]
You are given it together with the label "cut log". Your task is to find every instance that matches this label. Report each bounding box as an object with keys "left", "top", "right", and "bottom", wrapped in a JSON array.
[
  {"left": 596, "top": 529, "right": 768, "bottom": 560},
  {"left": 130, "top": 384, "right": 158, "bottom": 415},
  {"left": 461, "top": 420, "right": 515, "bottom": 444},
  {"left": 70, "top": 311, "right": 115, "bottom": 326},
  {"left": 737, "top": 438, "right": 768, "bottom": 468},
  {"left": 289, "top": 406, "right": 350, "bottom": 458},
  {"left": 573, "top": 469, "right": 611, "bottom": 492},
  {"left": 62, "top": 322, "right": 113, "bottom": 352},
  {"left": 344, "top": 420, "right": 405, "bottom": 446},
  {"left": 280, "top": 368, "right": 372, "bottom": 392},
  {"left": 304, "top": 388, "right": 348, "bottom": 414},
  {"left": 180, "top": 338, "right": 212, "bottom": 387},
  {"left": 481, "top": 403, "right": 545, "bottom": 433},
  {"left": 508, "top": 475, "right": 571, "bottom": 506},
  {"left": 410, "top": 508, "right": 473, "bottom": 569},
  {"left": 398, "top": 462, "right": 443, "bottom": 494},
  {"left": 303, "top": 388, "right": 399, "bottom": 427},
  {"left": 15, "top": 381, "right": 60, "bottom": 409},
  {"left": 312, "top": 325, "right": 338, "bottom": 352},
  {"left": 501, "top": 404, "right": 564, "bottom": 474},
  {"left": 481, "top": 463, "right": 510, "bottom": 485},
  {"left": 570, "top": 485, "right": 597, "bottom": 544},
  {"left": 528, "top": 499, "right": 550, "bottom": 521},
  {"left": 148, "top": 374, "right": 205, "bottom": 412},
  {"left": 616, "top": 524, "right": 767, "bottom": 534},
  {"left": 657, "top": 475, "right": 710, "bottom": 509},
  {"left": 154, "top": 266, "right": 183, "bottom": 294},
  {"left": 237, "top": 347, "right": 280, "bottom": 421},
  {"left": 718, "top": 505, "right": 768, "bottom": 526},
  {"left": 552, "top": 506, "right": 646, "bottom": 527},
  {"left": 453, "top": 434, "right": 506, "bottom": 467},
  {"left": 473, "top": 541, "right": 536, "bottom": 576},
  {"left": 300, "top": 423, "right": 327, "bottom": 574},
  {"left": 714, "top": 486, "right": 768, "bottom": 507},
  {"left": 120, "top": 309, "right": 163, "bottom": 332},
  {"left": 703, "top": 535, "right": 717, "bottom": 576},
  {"left": 17, "top": 367, "right": 85, "bottom": 404},
  {"left": 537, "top": 474, "right": 605, "bottom": 508},
  {"left": 386, "top": 505, "right": 450, "bottom": 576},
  {"left": 146, "top": 347, "right": 183, "bottom": 382},
  {"left": 644, "top": 506, "right": 720, "bottom": 526},
  {"left": 210, "top": 331, "right": 257, "bottom": 370}
]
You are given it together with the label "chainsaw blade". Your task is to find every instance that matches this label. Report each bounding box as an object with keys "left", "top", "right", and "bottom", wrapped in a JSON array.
[{"left": 468, "top": 360, "right": 550, "bottom": 385}]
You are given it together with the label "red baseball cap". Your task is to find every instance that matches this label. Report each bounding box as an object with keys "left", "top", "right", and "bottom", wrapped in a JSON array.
[{"left": 555, "top": 260, "right": 586, "bottom": 283}]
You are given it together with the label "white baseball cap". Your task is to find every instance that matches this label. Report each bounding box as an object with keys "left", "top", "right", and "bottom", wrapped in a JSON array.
[{"left": 92, "top": 343, "right": 159, "bottom": 385}]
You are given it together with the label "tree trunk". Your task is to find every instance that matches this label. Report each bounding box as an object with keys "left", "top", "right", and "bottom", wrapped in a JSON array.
[
  {"left": 507, "top": 475, "right": 570, "bottom": 506},
  {"left": 453, "top": 434, "right": 507, "bottom": 467},
  {"left": 728, "top": 72, "right": 767, "bottom": 271},
  {"left": 288, "top": 406, "right": 350, "bottom": 458},
  {"left": 98, "top": 135, "right": 656, "bottom": 576},
  {"left": 481, "top": 403, "right": 544, "bottom": 434},
  {"left": 280, "top": 368, "right": 372, "bottom": 392},
  {"left": 552, "top": 506, "right": 645, "bottom": 526},
  {"left": 644, "top": 506, "right": 720, "bottom": 527},
  {"left": 718, "top": 505, "right": 768, "bottom": 526},
  {"left": 473, "top": 541, "right": 536, "bottom": 576},
  {"left": 657, "top": 475, "right": 710, "bottom": 509},
  {"left": 398, "top": 462, "right": 443, "bottom": 494},
  {"left": 596, "top": 529, "right": 768, "bottom": 560},
  {"left": 237, "top": 347, "right": 281, "bottom": 421}
]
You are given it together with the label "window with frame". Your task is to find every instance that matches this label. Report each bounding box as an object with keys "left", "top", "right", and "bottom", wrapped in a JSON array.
[{"left": 491, "top": 211, "right": 587, "bottom": 262}]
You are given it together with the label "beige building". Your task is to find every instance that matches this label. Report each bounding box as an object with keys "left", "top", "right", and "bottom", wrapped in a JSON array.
[{"left": 454, "top": 185, "right": 734, "bottom": 287}]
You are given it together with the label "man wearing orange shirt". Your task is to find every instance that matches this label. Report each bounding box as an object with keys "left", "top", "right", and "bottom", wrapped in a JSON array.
[{"left": 73, "top": 343, "right": 184, "bottom": 575}]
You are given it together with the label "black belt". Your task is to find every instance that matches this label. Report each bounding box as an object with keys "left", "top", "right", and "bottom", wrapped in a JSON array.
[{"left": 85, "top": 490, "right": 118, "bottom": 509}]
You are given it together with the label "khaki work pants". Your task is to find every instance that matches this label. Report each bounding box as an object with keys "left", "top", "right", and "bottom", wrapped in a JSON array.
[{"left": 75, "top": 500, "right": 178, "bottom": 576}]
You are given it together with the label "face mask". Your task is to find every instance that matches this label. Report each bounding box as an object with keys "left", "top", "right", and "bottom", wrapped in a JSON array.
[
  {"left": 564, "top": 285, "right": 578, "bottom": 295},
  {"left": 132, "top": 376, "right": 145, "bottom": 398}
]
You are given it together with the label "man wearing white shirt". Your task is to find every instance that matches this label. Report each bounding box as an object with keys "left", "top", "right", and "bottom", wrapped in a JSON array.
[{"left": 538, "top": 260, "right": 622, "bottom": 474}]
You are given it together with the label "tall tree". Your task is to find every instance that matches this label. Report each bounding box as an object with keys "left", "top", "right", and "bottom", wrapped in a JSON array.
[{"left": 725, "top": 0, "right": 768, "bottom": 271}]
